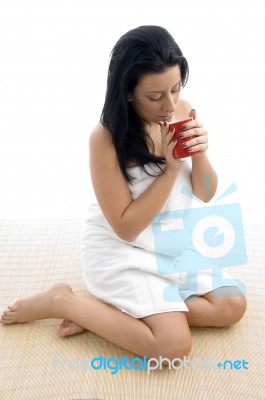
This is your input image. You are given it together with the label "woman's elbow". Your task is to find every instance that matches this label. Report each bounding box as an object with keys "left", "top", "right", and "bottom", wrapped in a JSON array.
[
  {"left": 116, "top": 231, "right": 137, "bottom": 243},
  {"left": 194, "top": 173, "right": 218, "bottom": 203},
  {"left": 194, "top": 182, "right": 218, "bottom": 203},
  {"left": 113, "top": 225, "right": 138, "bottom": 243},
  {"left": 194, "top": 187, "right": 217, "bottom": 203}
]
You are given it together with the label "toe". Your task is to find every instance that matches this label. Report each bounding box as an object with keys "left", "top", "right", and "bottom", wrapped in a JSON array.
[
  {"left": 58, "top": 327, "right": 67, "bottom": 337},
  {"left": 1, "top": 319, "right": 12, "bottom": 325},
  {"left": 59, "top": 319, "right": 68, "bottom": 328},
  {"left": 4, "top": 311, "right": 13, "bottom": 317}
]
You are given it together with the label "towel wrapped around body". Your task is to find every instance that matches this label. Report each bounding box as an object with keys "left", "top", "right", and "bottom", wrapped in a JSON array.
[{"left": 80, "top": 160, "right": 245, "bottom": 318}]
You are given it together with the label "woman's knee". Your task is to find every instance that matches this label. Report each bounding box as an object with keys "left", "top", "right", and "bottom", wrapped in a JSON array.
[
  {"left": 213, "top": 288, "right": 247, "bottom": 327},
  {"left": 227, "top": 294, "right": 247, "bottom": 324},
  {"left": 142, "top": 311, "right": 192, "bottom": 361},
  {"left": 147, "top": 319, "right": 192, "bottom": 360}
]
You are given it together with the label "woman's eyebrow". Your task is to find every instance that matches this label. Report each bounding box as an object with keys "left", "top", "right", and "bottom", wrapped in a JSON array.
[{"left": 144, "top": 80, "right": 181, "bottom": 93}]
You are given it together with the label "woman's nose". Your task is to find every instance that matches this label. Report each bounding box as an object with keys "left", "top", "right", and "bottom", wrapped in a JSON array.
[{"left": 162, "top": 95, "right": 176, "bottom": 113}]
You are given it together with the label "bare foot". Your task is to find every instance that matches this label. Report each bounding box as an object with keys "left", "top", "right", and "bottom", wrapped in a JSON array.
[
  {"left": 0, "top": 283, "right": 73, "bottom": 325},
  {"left": 58, "top": 319, "right": 86, "bottom": 337}
]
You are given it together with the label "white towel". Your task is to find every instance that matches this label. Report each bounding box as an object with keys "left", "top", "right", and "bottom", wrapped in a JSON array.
[{"left": 80, "top": 160, "right": 245, "bottom": 318}]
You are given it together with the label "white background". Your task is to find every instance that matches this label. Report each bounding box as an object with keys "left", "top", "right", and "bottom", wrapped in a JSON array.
[{"left": 0, "top": 0, "right": 264, "bottom": 223}]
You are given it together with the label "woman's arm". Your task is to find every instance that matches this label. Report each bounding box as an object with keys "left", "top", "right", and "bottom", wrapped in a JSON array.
[
  {"left": 191, "top": 152, "right": 218, "bottom": 202},
  {"left": 177, "top": 101, "right": 218, "bottom": 202},
  {"left": 89, "top": 122, "right": 182, "bottom": 242}
]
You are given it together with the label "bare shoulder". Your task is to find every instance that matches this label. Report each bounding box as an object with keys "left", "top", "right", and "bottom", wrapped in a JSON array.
[
  {"left": 89, "top": 121, "right": 113, "bottom": 151},
  {"left": 88, "top": 121, "right": 134, "bottom": 240},
  {"left": 89, "top": 120, "right": 124, "bottom": 191},
  {"left": 174, "top": 98, "right": 194, "bottom": 119},
  {"left": 89, "top": 121, "right": 120, "bottom": 168}
]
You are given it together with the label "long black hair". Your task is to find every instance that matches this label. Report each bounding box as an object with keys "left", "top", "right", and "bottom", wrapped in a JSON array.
[{"left": 100, "top": 25, "right": 189, "bottom": 183}]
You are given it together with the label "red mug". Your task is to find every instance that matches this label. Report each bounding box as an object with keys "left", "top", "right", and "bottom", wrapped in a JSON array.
[{"left": 169, "top": 117, "right": 199, "bottom": 159}]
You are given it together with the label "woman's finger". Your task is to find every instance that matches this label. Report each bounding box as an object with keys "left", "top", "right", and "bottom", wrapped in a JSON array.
[
  {"left": 186, "top": 142, "right": 208, "bottom": 153},
  {"left": 184, "top": 134, "right": 208, "bottom": 147},
  {"left": 159, "top": 121, "right": 174, "bottom": 144},
  {"left": 189, "top": 109, "right": 197, "bottom": 120},
  {"left": 179, "top": 127, "right": 207, "bottom": 139}
]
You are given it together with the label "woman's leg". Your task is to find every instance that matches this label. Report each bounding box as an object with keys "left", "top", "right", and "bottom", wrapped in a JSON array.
[
  {"left": 0, "top": 283, "right": 191, "bottom": 360},
  {"left": 184, "top": 286, "right": 247, "bottom": 327}
]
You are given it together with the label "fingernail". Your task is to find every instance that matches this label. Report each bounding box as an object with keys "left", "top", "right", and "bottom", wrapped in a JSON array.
[
  {"left": 178, "top": 134, "right": 184, "bottom": 139},
  {"left": 190, "top": 109, "right": 196, "bottom": 120},
  {"left": 180, "top": 125, "right": 186, "bottom": 131},
  {"left": 181, "top": 143, "right": 187, "bottom": 148}
]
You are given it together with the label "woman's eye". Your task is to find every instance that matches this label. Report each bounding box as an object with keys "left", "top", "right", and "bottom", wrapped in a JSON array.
[
  {"left": 172, "top": 84, "right": 182, "bottom": 93},
  {"left": 149, "top": 87, "right": 181, "bottom": 101}
]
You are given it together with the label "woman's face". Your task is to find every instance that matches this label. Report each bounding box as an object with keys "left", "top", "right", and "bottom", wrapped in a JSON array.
[{"left": 128, "top": 65, "right": 182, "bottom": 125}]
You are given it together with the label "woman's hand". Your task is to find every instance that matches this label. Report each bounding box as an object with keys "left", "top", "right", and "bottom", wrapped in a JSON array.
[
  {"left": 179, "top": 110, "right": 208, "bottom": 154},
  {"left": 158, "top": 121, "right": 183, "bottom": 172}
]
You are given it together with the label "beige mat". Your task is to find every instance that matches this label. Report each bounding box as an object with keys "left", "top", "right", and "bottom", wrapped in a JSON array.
[{"left": 0, "top": 219, "right": 264, "bottom": 400}]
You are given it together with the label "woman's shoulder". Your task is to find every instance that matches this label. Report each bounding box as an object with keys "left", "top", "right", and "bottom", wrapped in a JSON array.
[
  {"left": 89, "top": 121, "right": 112, "bottom": 147},
  {"left": 89, "top": 121, "right": 118, "bottom": 167},
  {"left": 90, "top": 120, "right": 118, "bottom": 152},
  {"left": 174, "top": 98, "right": 194, "bottom": 119}
]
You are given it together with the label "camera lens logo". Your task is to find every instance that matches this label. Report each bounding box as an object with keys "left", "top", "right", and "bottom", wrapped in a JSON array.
[
  {"left": 187, "top": 203, "right": 247, "bottom": 267},
  {"left": 192, "top": 216, "right": 235, "bottom": 259}
]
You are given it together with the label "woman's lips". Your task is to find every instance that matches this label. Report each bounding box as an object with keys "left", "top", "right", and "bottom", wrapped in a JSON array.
[{"left": 159, "top": 115, "right": 173, "bottom": 122}]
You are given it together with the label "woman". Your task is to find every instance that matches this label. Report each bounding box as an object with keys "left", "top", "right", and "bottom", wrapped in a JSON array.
[{"left": 0, "top": 26, "right": 247, "bottom": 362}]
